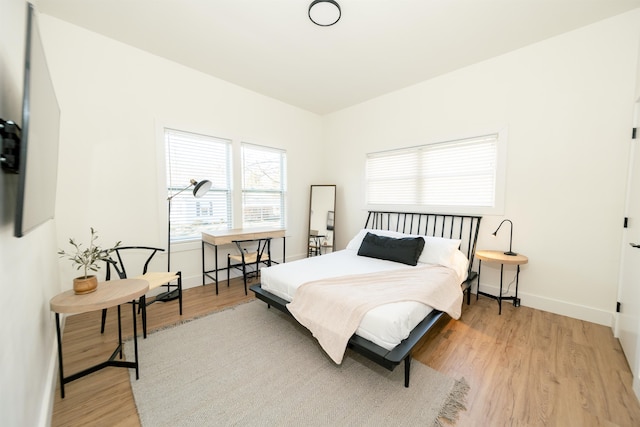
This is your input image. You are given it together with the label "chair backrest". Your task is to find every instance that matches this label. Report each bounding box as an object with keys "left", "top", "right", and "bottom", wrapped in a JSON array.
[
  {"left": 104, "top": 246, "right": 165, "bottom": 281},
  {"left": 232, "top": 238, "right": 272, "bottom": 263}
]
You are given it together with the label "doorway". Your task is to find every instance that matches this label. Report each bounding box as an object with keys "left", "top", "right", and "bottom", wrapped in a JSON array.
[{"left": 617, "top": 101, "right": 640, "bottom": 400}]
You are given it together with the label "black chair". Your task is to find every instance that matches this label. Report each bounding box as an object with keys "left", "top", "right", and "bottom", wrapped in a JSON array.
[
  {"left": 226, "top": 238, "right": 272, "bottom": 295},
  {"left": 101, "top": 246, "right": 182, "bottom": 338},
  {"left": 308, "top": 230, "right": 324, "bottom": 257}
]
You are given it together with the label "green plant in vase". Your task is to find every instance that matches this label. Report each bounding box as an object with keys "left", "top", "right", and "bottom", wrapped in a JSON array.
[{"left": 58, "top": 227, "right": 121, "bottom": 294}]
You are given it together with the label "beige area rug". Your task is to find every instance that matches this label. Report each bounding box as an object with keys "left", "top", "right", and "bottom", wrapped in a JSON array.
[{"left": 124, "top": 301, "right": 468, "bottom": 426}]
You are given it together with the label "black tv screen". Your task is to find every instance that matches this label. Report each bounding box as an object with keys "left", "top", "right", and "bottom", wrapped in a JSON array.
[{"left": 15, "top": 3, "right": 61, "bottom": 237}]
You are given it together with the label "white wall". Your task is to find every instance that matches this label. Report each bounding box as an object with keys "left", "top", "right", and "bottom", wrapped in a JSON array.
[
  {"left": 0, "top": 1, "right": 61, "bottom": 426},
  {"left": 3, "top": 4, "right": 323, "bottom": 425},
  {"left": 37, "top": 15, "right": 324, "bottom": 291},
  {"left": 3, "top": 2, "right": 639, "bottom": 424},
  {"left": 324, "top": 9, "right": 640, "bottom": 326}
]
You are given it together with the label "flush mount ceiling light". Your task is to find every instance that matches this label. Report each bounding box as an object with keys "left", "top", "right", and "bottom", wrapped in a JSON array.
[{"left": 309, "top": 0, "right": 341, "bottom": 27}]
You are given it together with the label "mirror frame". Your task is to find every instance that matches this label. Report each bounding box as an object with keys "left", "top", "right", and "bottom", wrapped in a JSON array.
[{"left": 307, "top": 185, "right": 336, "bottom": 257}]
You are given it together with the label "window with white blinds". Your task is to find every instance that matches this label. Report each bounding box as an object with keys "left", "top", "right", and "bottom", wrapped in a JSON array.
[
  {"left": 241, "top": 143, "right": 286, "bottom": 229},
  {"left": 366, "top": 133, "right": 501, "bottom": 211},
  {"left": 165, "top": 129, "right": 232, "bottom": 242}
]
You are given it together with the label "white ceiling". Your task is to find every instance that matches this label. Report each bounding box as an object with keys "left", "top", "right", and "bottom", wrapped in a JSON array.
[{"left": 37, "top": 0, "right": 640, "bottom": 115}]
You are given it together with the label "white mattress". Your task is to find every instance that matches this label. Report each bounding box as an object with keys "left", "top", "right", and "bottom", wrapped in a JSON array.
[{"left": 261, "top": 249, "right": 461, "bottom": 351}]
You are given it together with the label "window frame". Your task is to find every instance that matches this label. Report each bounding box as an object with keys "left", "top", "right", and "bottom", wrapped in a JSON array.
[
  {"left": 164, "top": 127, "right": 233, "bottom": 245},
  {"left": 160, "top": 125, "right": 288, "bottom": 252},
  {"left": 364, "top": 129, "right": 507, "bottom": 216},
  {"left": 240, "top": 142, "right": 287, "bottom": 229}
]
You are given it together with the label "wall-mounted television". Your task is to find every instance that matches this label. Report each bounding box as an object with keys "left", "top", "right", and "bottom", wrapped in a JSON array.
[{"left": 15, "top": 3, "right": 61, "bottom": 237}]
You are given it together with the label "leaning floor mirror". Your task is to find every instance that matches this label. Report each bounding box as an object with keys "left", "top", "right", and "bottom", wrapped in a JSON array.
[{"left": 307, "top": 185, "right": 336, "bottom": 257}]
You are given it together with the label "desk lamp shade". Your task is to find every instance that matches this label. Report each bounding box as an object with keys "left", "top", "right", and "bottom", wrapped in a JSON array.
[
  {"left": 192, "top": 179, "right": 212, "bottom": 198},
  {"left": 492, "top": 219, "right": 517, "bottom": 256}
]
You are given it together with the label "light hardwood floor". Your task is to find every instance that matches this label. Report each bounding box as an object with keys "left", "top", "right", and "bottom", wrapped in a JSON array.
[{"left": 51, "top": 280, "right": 640, "bottom": 426}]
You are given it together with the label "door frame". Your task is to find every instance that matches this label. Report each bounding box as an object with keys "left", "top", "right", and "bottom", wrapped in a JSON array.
[{"left": 615, "top": 100, "right": 640, "bottom": 400}]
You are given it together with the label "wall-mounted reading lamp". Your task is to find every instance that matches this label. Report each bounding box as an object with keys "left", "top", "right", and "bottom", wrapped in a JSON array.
[{"left": 492, "top": 219, "right": 517, "bottom": 256}]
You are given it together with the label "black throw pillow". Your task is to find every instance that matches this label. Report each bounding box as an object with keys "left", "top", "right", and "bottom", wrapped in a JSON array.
[{"left": 357, "top": 232, "right": 425, "bottom": 266}]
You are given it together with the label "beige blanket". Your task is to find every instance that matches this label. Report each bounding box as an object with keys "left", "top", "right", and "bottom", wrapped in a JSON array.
[{"left": 286, "top": 265, "right": 462, "bottom": 364}]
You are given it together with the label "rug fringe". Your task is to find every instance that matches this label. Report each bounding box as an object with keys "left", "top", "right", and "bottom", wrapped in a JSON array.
[{"left": 434, "top": 377, "right": 470, "bottom": 426}]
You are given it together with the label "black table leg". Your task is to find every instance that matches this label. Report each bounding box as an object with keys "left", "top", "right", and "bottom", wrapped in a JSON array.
[
  {"left": 117, "top": 304, "right": 123, "bottom": 357},
  {"left": 215, "top": 244, "right": 219, "bottom": 294},
  {"left": 498, "top": 264, "right": 504, "bottom": 315},
  {"left": 201, "top": 241, "right": 206, "bottom": 286},
  {"left": 476, "top": 260, "right": 482, "bottom": 301},
  {"left": 133, "top": 298, "right": 139, "bottom": 379},
  {"left": 55, "top": 313, "right": 65, "bottom": 399}
]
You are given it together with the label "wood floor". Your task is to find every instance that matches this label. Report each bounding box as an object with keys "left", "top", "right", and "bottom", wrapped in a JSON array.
[{"left": 51, "top": 279, "right": 640, "bottom": 426}]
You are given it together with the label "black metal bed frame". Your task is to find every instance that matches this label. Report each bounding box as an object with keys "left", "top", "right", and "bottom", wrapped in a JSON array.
[{"left": 250, "top": 211, "right": 482, "bottom": 387}]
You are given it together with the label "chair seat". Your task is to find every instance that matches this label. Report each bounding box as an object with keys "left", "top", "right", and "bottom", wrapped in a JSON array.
[
  {"left": 134, "top": 272, "right": 180, "bottom": 291},
  {"left": 228, "top": 252, "right": 269, "bottom": 264}
]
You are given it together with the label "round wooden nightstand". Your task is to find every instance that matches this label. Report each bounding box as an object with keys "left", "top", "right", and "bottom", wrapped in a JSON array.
[{"left": 475, "top": 250, "right": 528, "bottom": 314}]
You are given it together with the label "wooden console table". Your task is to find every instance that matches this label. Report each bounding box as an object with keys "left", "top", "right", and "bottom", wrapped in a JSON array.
[
  {"left": 50, "top": 278, "right": 149, "bottom": 398},
  {"left": 201, "top": 227, "right": 286, "bottom": 291}
]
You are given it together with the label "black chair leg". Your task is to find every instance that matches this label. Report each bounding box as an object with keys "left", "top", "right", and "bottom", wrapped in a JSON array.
[{"left": 242, "top": 262, "right": 248, "bottom": 295}]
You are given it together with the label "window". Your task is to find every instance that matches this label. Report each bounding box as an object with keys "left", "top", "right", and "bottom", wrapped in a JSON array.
[
  {"left": 366, "top": 133, "right": 504, "bottom": 213},
  {"left": 241, "top": 143, "right": 286, "bottom": 228},
  {"left": 165, "top": 129, "right": 231, "bottom": 242}
]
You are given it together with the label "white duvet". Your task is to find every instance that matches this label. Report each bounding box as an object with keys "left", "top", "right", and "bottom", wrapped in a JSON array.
[{"left": 260, "top": 248, "right": 466, "bottom": 351}]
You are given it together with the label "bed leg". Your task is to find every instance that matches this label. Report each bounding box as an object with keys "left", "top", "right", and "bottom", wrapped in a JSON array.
[{"left": 404, "top": 356, "right": 411, "bottom": 388}]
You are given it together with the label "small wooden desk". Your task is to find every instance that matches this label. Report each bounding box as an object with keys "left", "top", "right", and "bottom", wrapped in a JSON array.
[
  {"left": 475, "top": 250, "right": 528, "bottom": 315},
  {"left": 201, "top": 227, "right": 286, "bottom": 291},
  {"left": 50, "top": 278, "right": 149, "bottom": 398}
]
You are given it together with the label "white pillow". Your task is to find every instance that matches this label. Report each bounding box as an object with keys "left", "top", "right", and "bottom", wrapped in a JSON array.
[
  {"left": 346, "top": 228, "right": 462, "bottom": 269},
  {"left": 450, "top": 249, "right": 469, "bottom": 282},
  {"left": 420, "top": 235, "right": 462, "bottom": 267}
]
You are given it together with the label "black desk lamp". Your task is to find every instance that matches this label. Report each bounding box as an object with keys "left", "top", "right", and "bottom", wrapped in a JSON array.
[
  {"left": 159, "top": 178, "right": 212, "bottom": 302},
  {"left": 492, "top": 219, "right": 517, "bottom": 256}
]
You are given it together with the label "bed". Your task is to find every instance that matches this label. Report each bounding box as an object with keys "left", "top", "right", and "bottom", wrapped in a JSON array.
[{"left": 250, "top": 211, "right": 481, "bottom": 387}]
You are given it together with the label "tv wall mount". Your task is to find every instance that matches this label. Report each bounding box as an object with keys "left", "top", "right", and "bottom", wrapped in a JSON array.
[{"left": 0, "top": 118, "right": 21, "bottom": 173}]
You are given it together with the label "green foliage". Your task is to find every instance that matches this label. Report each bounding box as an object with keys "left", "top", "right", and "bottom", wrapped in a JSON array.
[{"left": 58, "top": 228, "right": 121, "bottom": 279}]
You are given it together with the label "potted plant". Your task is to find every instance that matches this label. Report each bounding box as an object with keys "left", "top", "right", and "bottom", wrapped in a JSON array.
[{"left": 58, "top": 228, "right": 121, "bottom": 294}]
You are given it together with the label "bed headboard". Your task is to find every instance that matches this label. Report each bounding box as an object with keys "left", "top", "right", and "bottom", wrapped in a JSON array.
[{"left": 364, "top": 211, "right": 482, "bottom": 274}]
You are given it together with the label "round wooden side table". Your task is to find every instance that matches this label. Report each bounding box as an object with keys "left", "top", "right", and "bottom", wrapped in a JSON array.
[
  {"left": 475, "top": 250, "right": 528, "bottom": 315},
  {"left": 50, "top": 278, "right": 148, "bottom": 398}
]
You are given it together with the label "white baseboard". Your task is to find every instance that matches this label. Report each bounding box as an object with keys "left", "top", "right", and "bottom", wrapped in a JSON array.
[
  {"left": 474, "top": 283, "right": 614, "bottom": 327},
  {"left": 178, "top": 273, "right": 617, "bottom": 328},
  {"left": 41, "top": 314, "right": 64, "bottom": 427}
]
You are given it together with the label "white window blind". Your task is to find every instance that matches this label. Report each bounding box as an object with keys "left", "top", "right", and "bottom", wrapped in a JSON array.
[
  {"left": 165, "top": 129, "right": 231, "bottom": 242},
  {"left": 241, "top": 143, "right": 286, "bottom": 228},
  {"left": 366, "top": 134, "right": 498, "bottom": 208}
]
